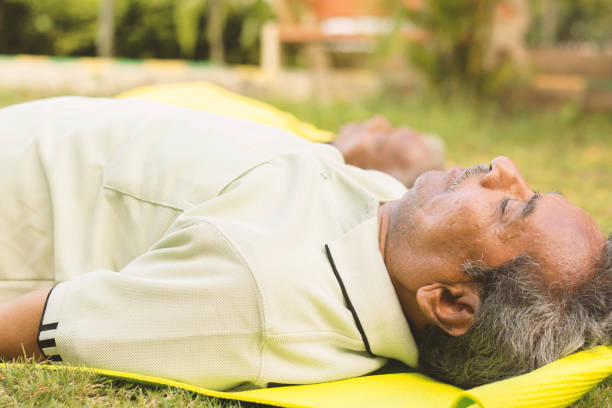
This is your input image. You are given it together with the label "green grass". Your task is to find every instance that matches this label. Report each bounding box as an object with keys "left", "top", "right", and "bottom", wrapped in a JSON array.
[
  {"left": 0, "top": 360, "right": 609, "bottom": 407},
  {"left": 0, "top": 361, "right": 240, "bottom": 407},
  {"left": 0, "top": 89, "right": 610, "bottom": 407}
]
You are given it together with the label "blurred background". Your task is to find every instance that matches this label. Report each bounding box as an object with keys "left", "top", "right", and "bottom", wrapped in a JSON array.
[{"left": 0, "top": 0, "right": 610, "bottom": 231}]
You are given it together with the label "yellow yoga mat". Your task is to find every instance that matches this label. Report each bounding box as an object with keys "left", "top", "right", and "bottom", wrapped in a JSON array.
[
  {"left": 3, "top": 346, "right": 610, "bottom": 408},
  {"left": 117, "top": 82, "right": 336, "bottom": 143}
]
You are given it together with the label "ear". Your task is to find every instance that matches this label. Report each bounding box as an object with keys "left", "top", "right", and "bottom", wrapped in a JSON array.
[{"left": 416, "top": 282, "right": 480, "bottom": 337}]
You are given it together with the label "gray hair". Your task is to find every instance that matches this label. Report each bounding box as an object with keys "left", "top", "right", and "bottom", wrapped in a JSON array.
[{"left": 416, "top": 235, "right": 612, "bottom": 388}]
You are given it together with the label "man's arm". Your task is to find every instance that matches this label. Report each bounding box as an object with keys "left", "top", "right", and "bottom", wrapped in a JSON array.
[{"left": 0, "top": 287, "right": 51, "bottom": 361}]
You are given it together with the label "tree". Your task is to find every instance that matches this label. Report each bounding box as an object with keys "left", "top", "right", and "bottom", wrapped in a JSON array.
[
  {"left": 97, "top": 0, "right": 114, "bottom": 57},
  {"left": 174, "top": 0, "right": 272, "bottom": 63},
  {"left": 400, "top": 0, "right": 505, "bottom": 94}
]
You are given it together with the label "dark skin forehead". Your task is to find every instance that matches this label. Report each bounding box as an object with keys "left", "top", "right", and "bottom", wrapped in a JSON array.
[{"left": 503, "top": 193, "right": 605, "bottom": 286}]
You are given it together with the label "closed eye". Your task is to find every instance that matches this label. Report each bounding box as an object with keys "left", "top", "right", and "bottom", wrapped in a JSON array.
[{"left": 500, "top": 198, "right": 510, "bottom": 216}]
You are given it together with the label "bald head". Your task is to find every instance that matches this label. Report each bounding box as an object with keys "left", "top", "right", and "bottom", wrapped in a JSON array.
[{"left": 333, "top": 116, "right": 445, "bottom": 187}]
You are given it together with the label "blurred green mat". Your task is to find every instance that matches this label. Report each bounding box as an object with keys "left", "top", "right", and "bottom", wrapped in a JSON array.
[{"left": 2, "top": 346, "right": 610, "bottom": 408}]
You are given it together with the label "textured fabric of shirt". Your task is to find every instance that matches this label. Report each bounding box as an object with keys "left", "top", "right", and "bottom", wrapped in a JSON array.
[{"left": 0, "top": 97, "right": 417, "bottom": 390}]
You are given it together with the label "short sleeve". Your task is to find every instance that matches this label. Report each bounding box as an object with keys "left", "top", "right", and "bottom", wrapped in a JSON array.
[{"left": 37, "top": 219, "right": 264, "bottom": 390}]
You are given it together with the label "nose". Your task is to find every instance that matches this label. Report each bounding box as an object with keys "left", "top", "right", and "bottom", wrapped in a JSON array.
[{"left": 481, "top": 156, "right": 532, "bottom": 199}]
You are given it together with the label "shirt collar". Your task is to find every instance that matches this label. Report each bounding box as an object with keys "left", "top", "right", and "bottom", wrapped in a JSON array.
[{"left": 325, "top": 215, "right": 418, "bottom": 368}]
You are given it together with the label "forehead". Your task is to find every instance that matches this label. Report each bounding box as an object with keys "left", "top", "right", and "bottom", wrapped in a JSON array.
[{"left": 516, "top": 194, "right": 604, "bottom": 285}]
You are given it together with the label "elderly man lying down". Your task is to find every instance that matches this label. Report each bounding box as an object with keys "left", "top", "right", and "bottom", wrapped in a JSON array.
[{"left": 0, "top": 97, "right": 610, "bottom": 390}]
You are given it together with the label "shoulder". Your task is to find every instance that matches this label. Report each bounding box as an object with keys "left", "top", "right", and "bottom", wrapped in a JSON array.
[{"left": 319, "top": 149, "right": 407, "bottom": 203}]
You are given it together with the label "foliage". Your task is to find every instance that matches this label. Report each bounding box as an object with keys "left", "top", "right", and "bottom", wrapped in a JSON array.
[
  {"left": 529, "top": 0, "right": 612, "bottom": 46},
  {"left": 0, "top": 0, "right": 273, "bottom": 63},
  {"left": 396, "top": 0, "right": 503, "bottom": 95},
  {"left": 114, "top": 0, "right": 179, "bottom": 59},
  {"left": 173, "top": 0, "right": 273, "bottom": 62},
  {"left": 174, "top": 0, "right": 208, "bottom": 59},
  {"left": 0, "top": 0, "right": 98, "bottom": 55},
  {"left": 397, "top": 0, "right": 612, "bottom": 95}
]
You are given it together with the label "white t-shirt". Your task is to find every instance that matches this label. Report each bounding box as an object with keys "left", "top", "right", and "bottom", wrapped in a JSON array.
[{"left": 0, "top": 97, "right": 417, "bottom": 390}]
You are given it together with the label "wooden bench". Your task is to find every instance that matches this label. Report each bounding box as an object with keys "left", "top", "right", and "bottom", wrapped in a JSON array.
[
  {"left": 261, "top": 0, "right": 425, "bottom": 75},
  {"left": 513, "top": 48, "right": 612, "bottom": 111}
]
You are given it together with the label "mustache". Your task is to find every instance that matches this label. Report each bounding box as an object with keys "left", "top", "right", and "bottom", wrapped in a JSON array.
[{"left": 446, "top": 164, "right": 489, "bottom": 191}]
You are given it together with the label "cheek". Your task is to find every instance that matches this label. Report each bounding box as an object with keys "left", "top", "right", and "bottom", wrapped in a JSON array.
[
  {"left": 418, "top": 200, "right": 477, "bottom": 250},
  {"left": 425, "top": 198, "right": 503, "bottom": 261}
]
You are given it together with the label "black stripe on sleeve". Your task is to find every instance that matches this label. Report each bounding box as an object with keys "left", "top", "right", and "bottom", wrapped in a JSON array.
[
  {"left": 38, "top": 338, "right": 57, "bottom": 349},
  {"left": 40, "top": 322, "right": 58, "bottom": 331},
  {"left": 324, "top": 244, "right": 373, "bottom": 356},
  {"left": 37, "top": 285, "right": 62, "bottom": 362}
]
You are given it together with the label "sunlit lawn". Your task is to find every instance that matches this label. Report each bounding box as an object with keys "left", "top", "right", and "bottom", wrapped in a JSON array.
[{"left": 0, "top": 88, "right": 610, "bottom": 407}]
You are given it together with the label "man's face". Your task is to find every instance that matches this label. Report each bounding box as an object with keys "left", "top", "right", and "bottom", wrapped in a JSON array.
[
  {"left": 333, "top": 116, "right": 445, "bottom": 186},
  {"left": 389, "top": 156, "right": 605, "bottom": 292}
]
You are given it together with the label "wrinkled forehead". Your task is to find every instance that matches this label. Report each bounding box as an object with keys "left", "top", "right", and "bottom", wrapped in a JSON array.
[{"left": 525, "top": 194, "right": 605, "bottom": 286}]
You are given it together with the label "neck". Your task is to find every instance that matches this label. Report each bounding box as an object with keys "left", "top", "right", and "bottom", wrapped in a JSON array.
[
  {"left": 377, "top": 201, "right": 396, "bottom": 259},
  {"left": 378, "top": 199, "right": 430, "bottom": 334}
]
